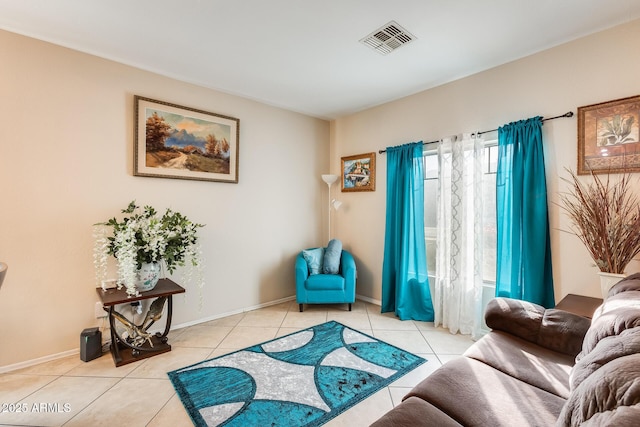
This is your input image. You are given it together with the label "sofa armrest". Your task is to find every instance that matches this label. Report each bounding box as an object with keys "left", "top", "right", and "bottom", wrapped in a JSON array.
[{"left": 485, "top": 297, "right": 591, "bottom": 357}]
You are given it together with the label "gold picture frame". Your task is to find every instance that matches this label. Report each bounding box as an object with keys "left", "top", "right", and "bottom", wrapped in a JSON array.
[
  {"left": 577, "top": 95, "right": 640, "bottom": 175},
  {"left": 341, "top": 152, "right": 376, "bottom": 192},
  {"left": 134, "top": 96, "right": 240, "bottom": 183}
]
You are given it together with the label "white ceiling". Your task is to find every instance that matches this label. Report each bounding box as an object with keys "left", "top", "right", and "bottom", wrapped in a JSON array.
[{"left": 2, "top": 0, "right": 640, "bottom": 120}]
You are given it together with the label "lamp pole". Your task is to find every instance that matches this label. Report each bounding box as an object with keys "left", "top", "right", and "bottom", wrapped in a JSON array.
[{"left": 321, "top": 174, "right": 338, "bottom": 242}]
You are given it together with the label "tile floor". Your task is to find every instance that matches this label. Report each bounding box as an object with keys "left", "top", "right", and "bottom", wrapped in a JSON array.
[{"left": 0, "top": 300, "right": 474, "bottom": 427}]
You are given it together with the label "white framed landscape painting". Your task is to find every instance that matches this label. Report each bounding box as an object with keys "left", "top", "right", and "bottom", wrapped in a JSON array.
[{"left": 134, "top": 96, "right": 240, "bottom": 183}]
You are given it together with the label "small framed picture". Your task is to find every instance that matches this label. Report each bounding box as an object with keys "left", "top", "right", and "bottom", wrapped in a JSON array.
[
  {"left": 577, "top": 95, "right": 640, "bottom": 175},
  {"left": 341, "top": 152, "right": 376, "bottom": 192},
  {"left": 134, "top": 96, "right": 240, "bottom": 183}
]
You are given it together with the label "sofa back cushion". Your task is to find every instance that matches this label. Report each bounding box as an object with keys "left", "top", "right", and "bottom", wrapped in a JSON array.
[
  {"left": 608, "top": 272, "right": 640, "bottom": 297},
  {"left": 561, "top": 274, "right": 640, "bottom": 426},
  {"left": 571, "top": 326, "right": 640, "bottom": 390},
  {"left": 578, "top": 290, "right": 640, "bottom": 360},
  {"left": 557, "top": 353, "right": 640, "bottom": 426}
]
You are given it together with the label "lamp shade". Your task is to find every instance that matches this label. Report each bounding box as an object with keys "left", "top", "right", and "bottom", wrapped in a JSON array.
[{"left": 321, "top": 174, "right": 338, "bottom": 185}]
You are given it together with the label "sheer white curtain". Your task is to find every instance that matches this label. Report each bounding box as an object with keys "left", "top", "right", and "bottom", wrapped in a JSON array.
[{"left": 434, "top": 133, "right": 484, "bottom": 339}]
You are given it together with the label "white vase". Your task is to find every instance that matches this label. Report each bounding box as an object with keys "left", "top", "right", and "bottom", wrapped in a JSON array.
[
  {"left": 135, "top": 262, "right": 161, "bottom": 292},
  {"left": 598, "top": 272, "right": 625, "bottom": 299}
]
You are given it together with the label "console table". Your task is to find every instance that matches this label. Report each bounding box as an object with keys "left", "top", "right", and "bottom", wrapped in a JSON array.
[
  {"left": 555, "top": 293, "right": 603, "bottom": 319},
  {"left": 96, "top": 278, "right": 185, "bottom": 366}
]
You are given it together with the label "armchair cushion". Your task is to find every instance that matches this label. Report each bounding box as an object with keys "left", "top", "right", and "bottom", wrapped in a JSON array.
[
  {"left": 302, "top": 248, "right": 324, "bottom": 275},
  {"left": 306, "top": 274, "right": 345, "bottom": 291},
  {"left": 323, "top": 239, "right": 342, "bottom": 274}
]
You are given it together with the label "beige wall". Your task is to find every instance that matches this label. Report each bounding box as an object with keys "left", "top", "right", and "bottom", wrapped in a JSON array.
[
  {"left": 3, "top": 18, "right": 640, "bottom": 369},
  {"left": 0, "top": 30, "right": 329, "bottom": 368},
  {"left": 332, "top": 19, "right": 640, "bottom": 303}
]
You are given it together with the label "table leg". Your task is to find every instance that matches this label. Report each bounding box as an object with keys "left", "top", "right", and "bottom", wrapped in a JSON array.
[
  {"left": 157, "top": 295, "right": 173, "bottom": 344},
  {"left": 108, "top": 306, "right": 123, "bottom": 364}
]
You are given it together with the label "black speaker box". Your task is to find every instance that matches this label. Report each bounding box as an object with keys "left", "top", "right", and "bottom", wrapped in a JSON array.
[{"left": 80, "top": 327, "right": 102, "bottom": 362}]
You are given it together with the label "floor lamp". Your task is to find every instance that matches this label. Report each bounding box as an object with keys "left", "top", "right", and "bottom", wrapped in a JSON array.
[{"left": 321, "top": 174, "right": 342, "bottom": 242}]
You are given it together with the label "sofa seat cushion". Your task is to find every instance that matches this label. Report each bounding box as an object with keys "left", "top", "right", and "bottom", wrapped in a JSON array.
[
  {"left": 305, "top": 274, "right": 344, "bottom": 290},
  {"left": 370, "top": 396, "right": 463, "bottom": 427},
  {"left": 464, "top": 331, "right": 574, "bottom": 398},
  {"left": 557, "top": 353, "right": 640, "bottom": 426},
  {"left": 407, "top": 357, "right": 566, "bottom": 427}
]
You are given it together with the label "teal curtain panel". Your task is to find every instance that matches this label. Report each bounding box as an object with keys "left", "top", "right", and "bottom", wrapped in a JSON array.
[
  {"left": 381, "top": 142, "right": 434, "bottom": 321},
  {"left": 496, "top": 117, "right": 555, "bottom": 307}
]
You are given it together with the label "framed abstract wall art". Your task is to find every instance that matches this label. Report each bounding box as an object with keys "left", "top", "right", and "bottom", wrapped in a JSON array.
[
  {"left": 341, "top": 152, "right": 376, "bottom": 192},
  {"left": 134, "top": 96, "right": 240, "bottom": 183},
  {"left": 577, "top": 95, "right": 640, "bottom": 175}
]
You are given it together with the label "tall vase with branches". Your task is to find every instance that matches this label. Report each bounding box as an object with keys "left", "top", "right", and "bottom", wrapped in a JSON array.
[{"left": 559, "top": 169, "right": 640, "bottom": 295}]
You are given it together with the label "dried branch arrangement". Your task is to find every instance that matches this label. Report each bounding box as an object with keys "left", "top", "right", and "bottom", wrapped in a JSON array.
[{"left": 559, "top": 169, "right": 640, "bottom": 274}]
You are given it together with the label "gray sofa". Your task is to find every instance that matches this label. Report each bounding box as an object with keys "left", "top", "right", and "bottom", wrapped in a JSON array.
[{"left": 372, "top": 274, "right": 640, "bottom": 426}]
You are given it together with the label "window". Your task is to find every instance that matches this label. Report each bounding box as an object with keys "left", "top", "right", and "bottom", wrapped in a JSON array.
[{"left": 423, "top": 140, "right": 497, "bottom": 282}]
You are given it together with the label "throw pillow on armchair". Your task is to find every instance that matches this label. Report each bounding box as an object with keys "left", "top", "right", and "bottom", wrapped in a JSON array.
[
  {"left": 323, "top": 239, "right": 342, "bottom": 274},
  {"left": 302, "top": 248, "right": 325, "bottom": 275}
]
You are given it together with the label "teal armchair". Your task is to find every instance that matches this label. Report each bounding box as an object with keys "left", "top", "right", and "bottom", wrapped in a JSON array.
[{"left": 295, "top": 249, "right": 356, "bottom": 312}]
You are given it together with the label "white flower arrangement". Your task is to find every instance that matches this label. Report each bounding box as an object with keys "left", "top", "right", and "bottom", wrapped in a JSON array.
[{"left": 94, "top": 201, "right": 204, "bottom": 297}]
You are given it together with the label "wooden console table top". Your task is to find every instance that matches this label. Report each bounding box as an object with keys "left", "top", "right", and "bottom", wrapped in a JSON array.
[
  {"left": 96, "top": 278, "right": 185, "bottom": 306},
  {"left": 555, "top": 294, "right": 603, "bottom": 319}
]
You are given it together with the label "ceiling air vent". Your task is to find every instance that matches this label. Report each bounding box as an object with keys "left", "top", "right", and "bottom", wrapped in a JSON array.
[{"left": 360, "top": 21, "right": 416, "bottom": 55}]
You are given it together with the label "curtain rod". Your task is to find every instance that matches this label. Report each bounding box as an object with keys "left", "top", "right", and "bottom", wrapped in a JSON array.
[{"left": 378, "top": 111, "right": 574, "bottom": 154}]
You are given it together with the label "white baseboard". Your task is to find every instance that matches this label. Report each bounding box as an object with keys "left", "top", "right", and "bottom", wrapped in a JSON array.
[
  {"left": 0, "top": 349, "right": 79, "bottom": 374},
  {"left": 356, "top": 293, "right": 381, "bottom": 306},
  {"left": 0, "top": 296, "right": 298, "bottom": 372},
  {"left": 1, "top": 294, "right": 383, "bottom": 373},
  {"left": 171, "top": 295, "right": 296, "bottom": 330}
]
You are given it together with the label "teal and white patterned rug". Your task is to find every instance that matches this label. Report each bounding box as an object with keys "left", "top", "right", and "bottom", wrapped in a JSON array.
[{"left": 168, "top": 320, "right": 425, "bottom": 426}]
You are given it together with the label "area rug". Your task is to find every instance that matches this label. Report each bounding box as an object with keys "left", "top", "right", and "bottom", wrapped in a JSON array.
[{"left": 168, "top": 320, "right": 426, "bottom": 427}]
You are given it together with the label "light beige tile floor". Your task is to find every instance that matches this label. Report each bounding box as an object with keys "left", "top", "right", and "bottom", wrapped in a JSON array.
[{"left": 0, "top": 300, "right": 473, "bottom": 427}]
